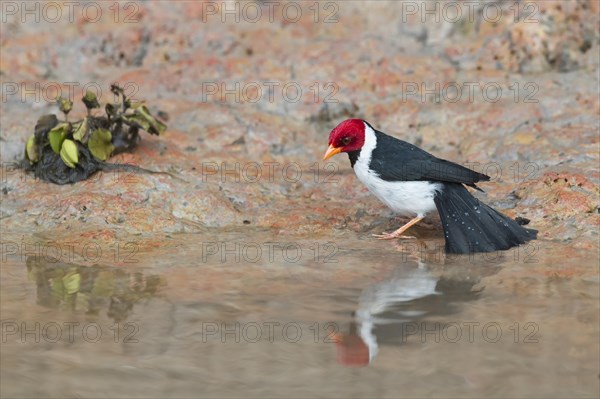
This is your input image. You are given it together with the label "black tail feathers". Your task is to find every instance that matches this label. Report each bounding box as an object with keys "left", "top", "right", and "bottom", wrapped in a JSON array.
[{"left": 434, "top": 183, "right": 537, "bottom": 254}]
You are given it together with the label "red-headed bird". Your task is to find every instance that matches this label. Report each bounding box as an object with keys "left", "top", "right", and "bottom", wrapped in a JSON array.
[{"left": 323, "top": 119, "right": 537, "bottom": 254}]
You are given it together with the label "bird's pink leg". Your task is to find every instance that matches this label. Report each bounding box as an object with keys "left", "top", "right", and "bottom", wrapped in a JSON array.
[
  {"left": 373, "top": 216, "right": 424, "bottom": 240},
  {"left": 393, "top": 216, "right": 436, "bottom": 230}
]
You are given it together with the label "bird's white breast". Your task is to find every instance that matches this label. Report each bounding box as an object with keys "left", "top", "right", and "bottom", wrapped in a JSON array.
[{"left": 353, "top": 123, "right": 441, "bottom": 217}]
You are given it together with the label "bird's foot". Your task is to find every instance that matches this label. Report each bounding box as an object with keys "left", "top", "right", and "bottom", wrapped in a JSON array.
[
  {"left": 372, "top": 232, "right": 416, "bottom": 240},
  {"left": 373, "top": 216, "right": 423, "bottom": 240}
]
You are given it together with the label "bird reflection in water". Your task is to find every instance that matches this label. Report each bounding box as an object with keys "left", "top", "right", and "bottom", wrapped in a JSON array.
[{"left": 333, "top": 260, "right": 498, "bottom": 367}]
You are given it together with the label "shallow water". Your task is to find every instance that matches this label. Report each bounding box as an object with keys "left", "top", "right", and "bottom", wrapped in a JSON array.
[{"left": 1, "top": 230, "right": 598, "bottom": 398}]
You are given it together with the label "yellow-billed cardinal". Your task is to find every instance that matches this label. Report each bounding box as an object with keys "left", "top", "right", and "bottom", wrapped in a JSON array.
[{"left": 323, "top": 119, "right": 537, "bottom": 254}]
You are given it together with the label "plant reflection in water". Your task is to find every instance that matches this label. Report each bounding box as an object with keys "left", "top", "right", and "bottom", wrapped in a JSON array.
[{"left": 26, "top": 256, "right": 166, "bottom": 322}]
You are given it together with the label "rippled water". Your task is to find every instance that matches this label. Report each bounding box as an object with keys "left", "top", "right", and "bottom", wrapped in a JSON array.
[{"left": 1, "top": 230, "right": 598, "bottom": 398}]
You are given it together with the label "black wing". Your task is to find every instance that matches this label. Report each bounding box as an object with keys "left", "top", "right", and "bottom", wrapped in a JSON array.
[{"left": 369, "top": 130, "right": 490, "bottom": 190}]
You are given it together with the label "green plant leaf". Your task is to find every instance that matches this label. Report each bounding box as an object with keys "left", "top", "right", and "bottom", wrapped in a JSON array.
[
  {"left": 25, "top": 135, "right": 38, "bottom": 164},
  {"left": 122, "top": 113, "right": 149, "bottom": 131},
  {"left": 88, "top": 128, "right": 115, "bottom": 161},
  {"left": 140, "top": 105, "right": 167, "bottom": 135},
  {"left": 72, "top": 117, "right": 89, "bottom": 142},
  {"left": 60, "top": 139, "right": 79, "bottom": 168},
  {"left": 123, "top": 105, "right": 166, "bottom": 135},
  {"left": 48, "top": 123, "right": 70, "bottom": 153}
]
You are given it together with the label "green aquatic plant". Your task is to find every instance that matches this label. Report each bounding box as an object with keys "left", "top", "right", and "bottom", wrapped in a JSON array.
[{"left": 24, "top": 84, "right": 168, "bottom": 184}]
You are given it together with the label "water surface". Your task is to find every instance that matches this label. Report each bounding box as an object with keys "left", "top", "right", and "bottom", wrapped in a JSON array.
[{"left": 1, "top": 230, "right": 598, "bottom": 398}]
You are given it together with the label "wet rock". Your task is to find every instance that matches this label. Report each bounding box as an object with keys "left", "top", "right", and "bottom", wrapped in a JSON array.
[{"left": 0, "top": 1, "right": 598, "bottom": 252}]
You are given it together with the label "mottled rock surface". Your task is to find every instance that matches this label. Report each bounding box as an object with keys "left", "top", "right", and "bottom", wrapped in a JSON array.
[{"left": 1, "top": 1, "right": 598, "bottom": 248}]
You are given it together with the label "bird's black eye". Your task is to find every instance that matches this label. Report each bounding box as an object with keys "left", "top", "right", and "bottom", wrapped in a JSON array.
[{"left": 341, "top": 137, "right": 352, "bottom": 145}]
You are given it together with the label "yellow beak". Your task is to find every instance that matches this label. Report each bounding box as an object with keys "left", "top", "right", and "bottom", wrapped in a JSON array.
[{"left": 323, "top": 145, "right": 342, "bottom": 160}]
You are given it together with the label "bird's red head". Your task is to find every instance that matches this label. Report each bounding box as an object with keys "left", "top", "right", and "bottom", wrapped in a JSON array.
[{"left": 323, "top": 119, "right": 366, "bottom": 160}]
